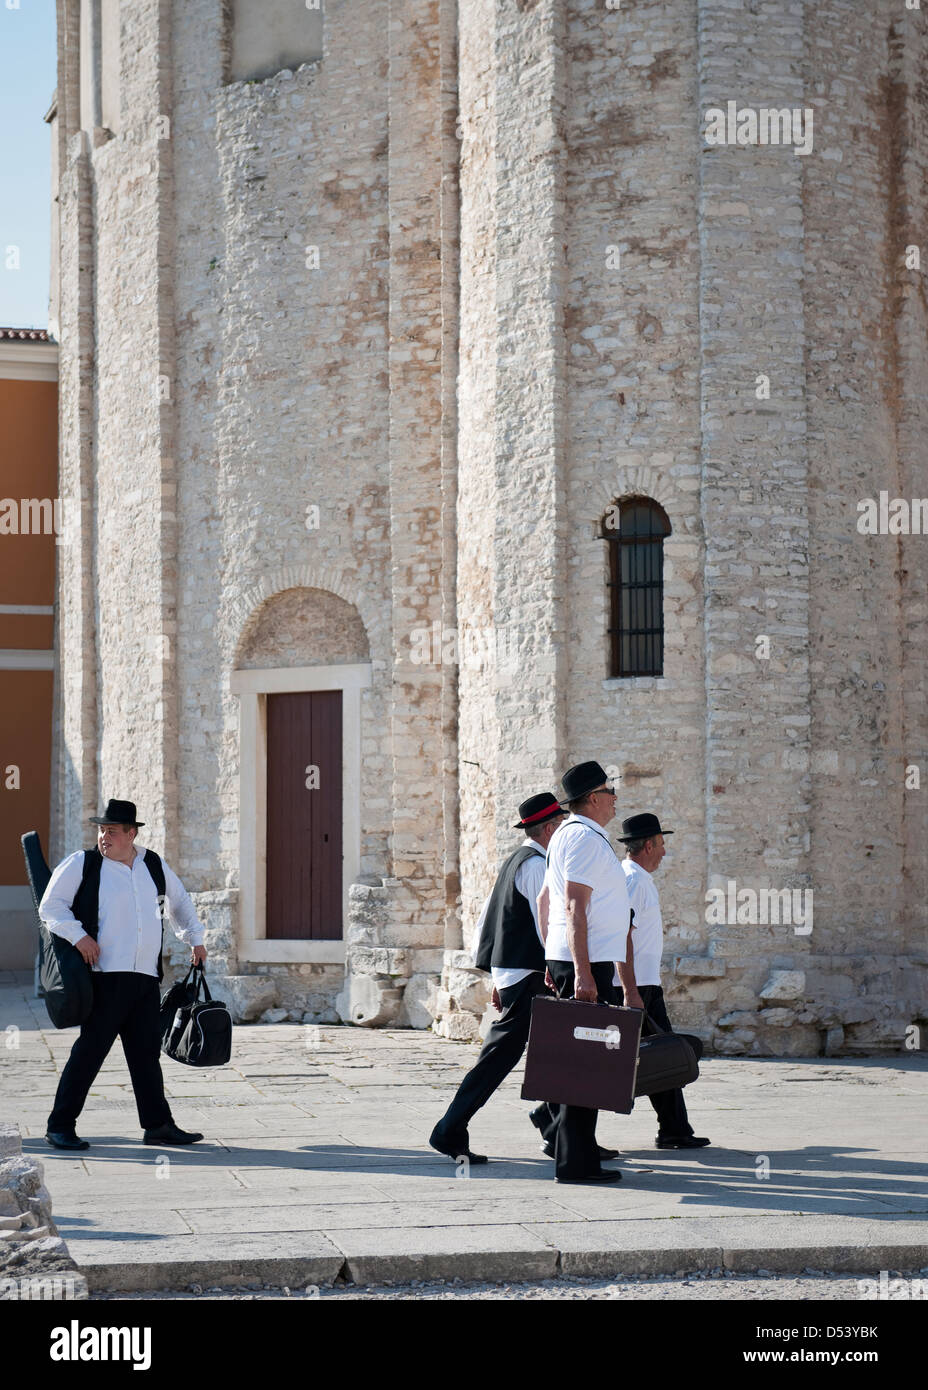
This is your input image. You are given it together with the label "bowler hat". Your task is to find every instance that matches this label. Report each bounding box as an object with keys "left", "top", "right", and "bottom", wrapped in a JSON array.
[
  {"left": 89, "top": 799, "right": 145, "bottom": 828},
  {"left": 617, "top": 812, "right": 673, "bottom": 843},
  {"left": 513, "top": 793, "right": 566, "bottom": 830},
  {"left": 559, "top": 761, "right": 613, "bottom": 804}
]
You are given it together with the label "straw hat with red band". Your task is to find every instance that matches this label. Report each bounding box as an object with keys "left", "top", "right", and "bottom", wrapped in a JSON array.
[{"left": 512, "top": 793, "right": 567, "bottom": 830}]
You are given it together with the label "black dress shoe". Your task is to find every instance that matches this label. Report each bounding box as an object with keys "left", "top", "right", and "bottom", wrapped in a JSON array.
[
  {"left": 542, "top": 1140, "right": 619, "bottom": 1161},
  {"left": 556, "top": 1169, "right": 623, "bottom": 1184},
  {"left": 143, "top": 1122, "right": 203, "bottom": 1145},
  {"left": 45, "top": 1130, "right": 89, "bottom": 1151},
  {"left": 656, "top": 1135, "right": 711, "bottom": 1149},
  {"left": 429, "top": 1125, "right": 488, "bottom": 1164}
]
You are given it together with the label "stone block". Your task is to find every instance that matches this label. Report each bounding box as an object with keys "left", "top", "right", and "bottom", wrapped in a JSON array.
[
  {"left": 447, "top": 971, "right": 491, "bottom": 1015},
  {"left": 400, "top": 972, "right": 439, "bottom": 1030},
  {"left": 335, "top": 973, "right": 403, "bottom": 1027},
  {"left": 760, "top": 970, "right": 806, "bottom": 1002},
  {"left": 758, "top": 1008, "right": 795, "bottom": 1027},
  {"left": 834, "top": 1001, "right": 878, "bottom": 1026},
  {"left": 764, "top": 1025, "right": 821, "bottom": 1057},
  {"left": 209, "top": 975, "right": 279, "bottom": 1023},
  {"left": 717, "top": 1010, "right": 757, "bottom": 1029},
  {"left": 0, "top": 1156, "right": 51, "bottom": 1221},
  {"left": 0, "top": 1212, "right": 36, "bottom": 1232},
  {"left": 673, "top": 956, "right": 727, "bottom": 979},
  {"left": 189, "top": 892, "right": 237, "bottom": 959},
  {"left": 0, "top": 1124, "right": 20, "bottom": 1161},
  {"left": 260, "top": 1008, "right": 290, "bottom": 1024},
  {"left": 433, "top": 1012, "right": 481, "bottom": 1042},
  {"left": 678, "top": 980, "right": 720, "bottom": 1003},
  {"left": 409, "top": 949, "right": 444, "bottom": 974},
  {"left": 381, "top": 923, "right": 445, "bottom": 949}
]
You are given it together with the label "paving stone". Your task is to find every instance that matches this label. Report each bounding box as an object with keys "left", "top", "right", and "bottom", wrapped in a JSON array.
[
  {"left": 326, "top": 1224, "right": 559, "bottom": 1285},
  {"left": 3, "top": 976, "right": 926, "bottom": 1289},
  {"left": 72, "top": 1233, "right": 346, "bottom": 1291}
]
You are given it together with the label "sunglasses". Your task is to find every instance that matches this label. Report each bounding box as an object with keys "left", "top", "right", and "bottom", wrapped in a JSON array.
[{"left": 593, "top": 785, "right": 617, "bottom": 797}]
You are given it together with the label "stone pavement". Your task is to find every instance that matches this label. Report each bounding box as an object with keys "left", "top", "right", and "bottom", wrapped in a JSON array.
[{"left": 2, "top": 970, "right": 926, "bottom": 1290}]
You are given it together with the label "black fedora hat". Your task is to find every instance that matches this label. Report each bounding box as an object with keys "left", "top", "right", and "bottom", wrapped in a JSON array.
[
  {"left": 617, "top": 812, "right": 673, "bottom": 843},
  {"left": 559, "top": 761, "right": 613, "bottom": 804},
  {"left": 513, "top": 793, "right": 566, "bottom": 830},
  {"left": 89, "top": 798, "right": 145, "bottom": 828}
]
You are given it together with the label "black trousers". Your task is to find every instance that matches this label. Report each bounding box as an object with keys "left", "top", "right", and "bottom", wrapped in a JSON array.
[
  {"left": 48, "top": 972, "right": 173, "bottom": 1133},
  {"left": 545, "top": 959, "right": 619, "bottom": 1180},
  {"left": 617, "top": 982, "right": 695, "bottom": 1138},
  {"left": 432, "top": 972, "right": 549, "bottom": 1145}
]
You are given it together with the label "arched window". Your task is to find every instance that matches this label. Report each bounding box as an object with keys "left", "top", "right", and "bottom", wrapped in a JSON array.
[{"left": 601, "top": 497, "right": 671, "bottom": 677}]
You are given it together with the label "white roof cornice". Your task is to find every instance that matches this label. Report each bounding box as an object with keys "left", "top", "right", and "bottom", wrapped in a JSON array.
[{"left": 0, "top": 341, "right": 59, "bottom": 382}]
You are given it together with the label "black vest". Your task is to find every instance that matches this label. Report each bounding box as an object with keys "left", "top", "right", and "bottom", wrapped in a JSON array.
[
  {"left": 71, "top": 847, "right": 168, "bottom": 982},
  {"left": 474, "top": 844, "right": 545, "bottom": 973}
]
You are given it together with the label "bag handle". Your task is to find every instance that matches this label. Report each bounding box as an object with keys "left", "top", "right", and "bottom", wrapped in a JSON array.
[{"left": 193, "top": 961, "right": 212, "bottom": 1002}]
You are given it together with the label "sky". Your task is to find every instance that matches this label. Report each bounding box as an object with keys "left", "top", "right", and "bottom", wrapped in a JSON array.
[{"left": 0, "top": 0, "right": 56, "bottom": 331}]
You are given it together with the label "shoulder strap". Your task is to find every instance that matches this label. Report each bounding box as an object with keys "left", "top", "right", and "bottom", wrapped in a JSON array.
[
  {"left": 546, "top": 819, "right": 611, "bottom": 866},
  {"left": 143, "top": 849, "right": 166, "bottom": 900},
  {"left": 70, "top": 848, "right": 103, "bottom": 938}
]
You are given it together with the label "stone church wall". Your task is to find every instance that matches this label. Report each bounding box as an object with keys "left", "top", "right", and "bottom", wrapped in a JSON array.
[{"left": 53, "top": 0, "right": 927, "bottom": 1049}]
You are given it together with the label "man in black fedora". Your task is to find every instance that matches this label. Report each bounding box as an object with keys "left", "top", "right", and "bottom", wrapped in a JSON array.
[
  {"left": 428, "top": 793, "right": 568, "bottom": 1164},
  {"left": 537, "top": 761, "right": 630, "bottom": 1183},
  {"left": 616, "top": 812, "right": 709, "bottom": 1150},
  {"left": 39, "top": 799, "right": 208, "bottom": 1150}
]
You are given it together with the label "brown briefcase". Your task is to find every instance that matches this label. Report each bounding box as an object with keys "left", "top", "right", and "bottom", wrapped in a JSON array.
[{"left": 520, "top": 995, "right": 644, "bottom": 1115}]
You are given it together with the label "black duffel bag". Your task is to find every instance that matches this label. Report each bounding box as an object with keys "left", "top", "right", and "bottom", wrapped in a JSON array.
[
  {"left": 161, "top": 963, "right": 232, "bottom": 1067},
  {"left": 22, "top": 831, "right": 93, "bottom": 1030},
  {"left": 634, "top": 1010, "right": 701, "bottom": 1097}
]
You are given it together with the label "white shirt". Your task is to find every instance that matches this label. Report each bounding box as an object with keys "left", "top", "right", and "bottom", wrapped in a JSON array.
[
  {"left": 40, "top": 846, "right": 205, "bottom": 978},
  {"left": 620, "top": 859, "right": 663, "bottom": 987},
  {"left": 543, "top": 814, "right": 631, "bottom": 964},
  {"left": 471, "top": 840, "right": 546, "bottom": 989}
]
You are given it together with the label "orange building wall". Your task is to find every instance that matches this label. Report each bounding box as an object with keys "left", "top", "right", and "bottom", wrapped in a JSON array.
[{"left": 0, "top": 376, "right": 58, "bottom": 887}]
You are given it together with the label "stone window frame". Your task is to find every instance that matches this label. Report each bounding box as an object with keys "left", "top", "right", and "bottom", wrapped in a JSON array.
[
  {"left": 230, "top": 662, "right": 371, "bottom": 964},
  {"left": 601, "top": 496, "right": 672, "bottom": 679}
]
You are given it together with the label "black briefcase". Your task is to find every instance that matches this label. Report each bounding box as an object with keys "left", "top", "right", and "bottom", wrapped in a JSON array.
[
  {"left": 634, "top": 1013, "right": 700, "bottom": 1097},
  {"left": 521, "top": 995, "right": 644, "bottom": 1114},
  {"left": 161, "top": 964, "right": 232, "bottom": 1067},
  {"left": 22, "top": 831, "right": 93, "bottom": 1030}
]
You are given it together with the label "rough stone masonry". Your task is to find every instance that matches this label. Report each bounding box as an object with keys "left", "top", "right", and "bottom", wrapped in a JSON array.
[{"left": 48, "top": 0, "right": 927, "bottom": 1055}]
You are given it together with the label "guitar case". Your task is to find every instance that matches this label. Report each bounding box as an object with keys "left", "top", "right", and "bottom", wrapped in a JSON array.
[{"left": 21, "top": 831, "right": 93, "bottom": 1029}]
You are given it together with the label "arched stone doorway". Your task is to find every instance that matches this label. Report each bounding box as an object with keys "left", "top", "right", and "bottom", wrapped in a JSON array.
[{"left": 230, "top": 587, "right": 372, "bottom": 963}]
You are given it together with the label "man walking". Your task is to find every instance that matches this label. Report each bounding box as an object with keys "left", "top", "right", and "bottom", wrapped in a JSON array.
[
  {"left": 540, "top": 761, "right": 630, "bottom": 1184},
  {"left": 429, "top": 793, "right": 565, "bottom": 1164},
  {"left": 616, "top": 812, "right": 709, "bottom": 1150},
  {"left": 41, "top": 799, "right": 207, "bottom": 1150}
]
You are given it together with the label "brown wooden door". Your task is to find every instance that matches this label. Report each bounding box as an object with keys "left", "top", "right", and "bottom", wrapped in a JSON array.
[{"left": 265, "top": 691, "right": 343, "bottom": 939}]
